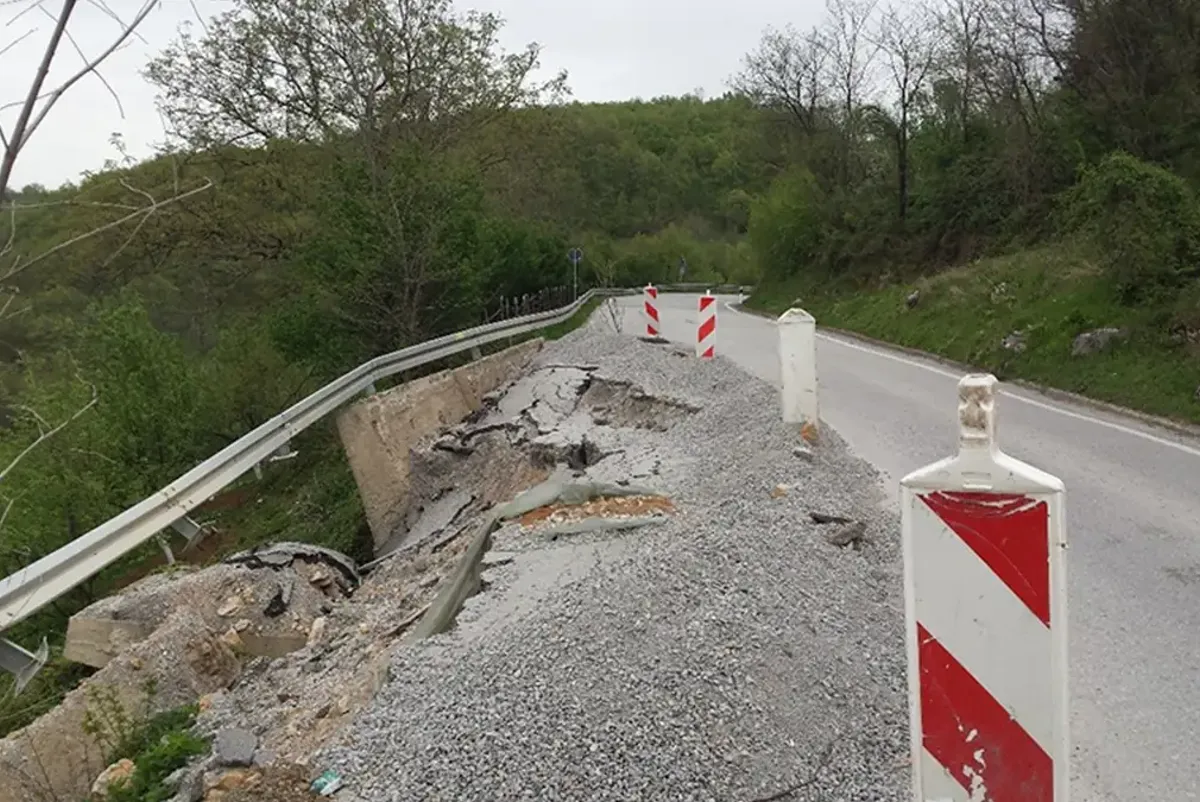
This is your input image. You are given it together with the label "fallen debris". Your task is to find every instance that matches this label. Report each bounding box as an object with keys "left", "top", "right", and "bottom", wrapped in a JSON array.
[
  {"left": 518, "top": 494, "right": 675, "bottom": 528},
  {"left": 809, "top": 511, "right": 853, "bottom": 525},
  {"left": 826, "top": 520, "right": 867, "bottom": 548},
  {"left": 223, "top": 543, "right": 361, "bottom": 595},
  {"left": 215, "top": 727, "right": 259, "bottom": 767}
]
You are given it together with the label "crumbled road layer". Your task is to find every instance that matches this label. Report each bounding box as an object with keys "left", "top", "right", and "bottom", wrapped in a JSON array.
[{"left": 318, "top": 317, "right": 909, "bottom": 802}]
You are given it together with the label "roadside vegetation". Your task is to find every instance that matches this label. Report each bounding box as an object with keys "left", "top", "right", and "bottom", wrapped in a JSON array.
[
  {"left": 740, "top": 1, "right": 1200, "bottom": 424},
  {"left": 0, "top": 0, "right": 1197, "bottom": 742}
]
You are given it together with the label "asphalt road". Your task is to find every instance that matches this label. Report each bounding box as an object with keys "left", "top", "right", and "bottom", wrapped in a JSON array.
[{"left": 617, "top": 292, "right": 1200, "bottom": 802}]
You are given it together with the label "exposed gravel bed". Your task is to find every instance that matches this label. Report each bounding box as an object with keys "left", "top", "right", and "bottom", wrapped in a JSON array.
[{"left": 317, "top": 316, "right": 910, "bottom": 802}]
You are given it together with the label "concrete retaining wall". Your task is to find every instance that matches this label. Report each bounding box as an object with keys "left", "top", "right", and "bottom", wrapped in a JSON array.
[{"left": 336, "top": 340, "right": 544, "bottom": 552}]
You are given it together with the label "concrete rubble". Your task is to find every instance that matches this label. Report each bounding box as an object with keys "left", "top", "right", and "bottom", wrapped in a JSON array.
[{"left": 13, "top": 310, "right": 908, "bottom": 802}]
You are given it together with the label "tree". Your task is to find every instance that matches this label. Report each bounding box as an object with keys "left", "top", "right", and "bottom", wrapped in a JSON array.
[
  {"left": 0, "top": 0, "right": 211, "bottom": 495},
  {"left": 872, "top": 3, "right": 940, "bottom": 219},
  {"left": 731, "top": 24, "right": 830, "bottom": 135},
  {"left": 145, "top": 0, "right": 567, "bottom": 154},
  {"left": 146, "top": 0, "right": 568, "bottom": 356}
]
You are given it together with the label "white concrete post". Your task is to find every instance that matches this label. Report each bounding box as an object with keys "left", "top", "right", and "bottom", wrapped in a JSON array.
[{"left": 778, "top": 308, "right": 818, "bottom": 434}]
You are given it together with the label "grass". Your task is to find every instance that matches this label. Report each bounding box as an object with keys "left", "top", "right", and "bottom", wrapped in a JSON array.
[{"left": 748, "top": 242, "right": 1200, "bottom": 424}]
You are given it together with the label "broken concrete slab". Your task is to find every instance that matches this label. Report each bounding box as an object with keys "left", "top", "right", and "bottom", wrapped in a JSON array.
[
  {"left": 494, "top": 477, "right": 664, "bottom": 520},
  {"left": 215, "top": 727, "right": 258, "bottom": 767},
  {"left": 336, "top": 339, "right": 544, "bottom": 549},
  {"left": 224, "top": 542, "right": 360, "bottom": 594},
  {"left": 379, "top": 488, "right": 475, "bottom": 557}
]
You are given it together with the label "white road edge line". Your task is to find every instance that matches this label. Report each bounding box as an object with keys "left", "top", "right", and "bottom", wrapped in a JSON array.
[{"left": 721, "top": 300, "right": 1200, "bottom": 459}]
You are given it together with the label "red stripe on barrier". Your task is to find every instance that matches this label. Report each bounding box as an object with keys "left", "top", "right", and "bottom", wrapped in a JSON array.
[
  {"left": 647, "top": 287, "right": 658, "bottom": 299},
  {"left": 698, "top": 316, "right": 716, "bottom": 343},
  {"left": 645, "top": 303, "right": 660, "bottom": 321},
  {"left": 699, "top": 295, "right": 715, "bottom": 311},
  {"left": 919, "top": 623, "right": 1053, "bottom": 802},
  {"left": 700, "top": 346, "right": 714, "bottom": 358},
  {"left": 920, "top": 491, "right": 1050, "bottom": 627}
]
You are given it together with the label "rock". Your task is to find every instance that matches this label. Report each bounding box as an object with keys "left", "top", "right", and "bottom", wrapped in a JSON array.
[
  {"left": 810, "top": 511, "right": 852, "bottom": 525},
  {"left": 218, "top": 627, "right": 244, "bottom": 651},
  {"left": 1001, "top": 331, "right": 1026, "bottom": 353},
  {"left": 262, "top": 577, "right": 294, "bottom": 618},
  {"left": 205, "top": 768, "right": 261, "bottom": 797},
  {"left": 91, "top": 758, "right": 135, "bottom": 799},
  {"left": 172, "top": 764, "right": 206, "bottom": 802},
  {"left": 214, "top": 728, "right": 258, "bottom": 767},
  {"left": 217, "top": 596, "right": 242, "bottom": 617},
  {"left": 251, "top": 748, "right": 278, "bottom": 768},
  {"left": 163, "top": 767, "right": 187, "bottom": 791},
  {"left": 1071, "top": 327, "right": 1126, "bottom": 357},
  {"left": 770, "top": 484, "right": 789, "bottom": 499},
  {"left": 307, "top": 616, "right": 328, "bottom": 647},
  {"left": 793, "top": 445, "right": 814, "bottom": 461},
  {"left": 308, "top": 568, "right": 333, "bottom": 589},
  {"left": 129, "top": 655, "right": 143, "bottom": 671},
  {"left": 233, "top": 618, "right": 252, "bottom": 632},
  {"left": 905, "top": 290, "right": 920, "bottom": 309},
  {"left": 827, "top": 520, "right": 867, "bottom": 548}
]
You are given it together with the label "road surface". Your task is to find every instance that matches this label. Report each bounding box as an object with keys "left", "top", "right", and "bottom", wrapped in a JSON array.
[{"left": 618, "top": 292, "right": 1200, "bottom": 802}]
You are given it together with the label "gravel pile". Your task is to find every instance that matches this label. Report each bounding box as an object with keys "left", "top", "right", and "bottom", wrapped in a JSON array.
[{"left": 318, "top": 319, "right": 910, "bottom": 802}]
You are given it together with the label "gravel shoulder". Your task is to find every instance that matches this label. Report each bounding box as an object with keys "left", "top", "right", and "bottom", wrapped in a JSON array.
[{"left": 318, "top": 315, "right": 910, "bottom": 802}]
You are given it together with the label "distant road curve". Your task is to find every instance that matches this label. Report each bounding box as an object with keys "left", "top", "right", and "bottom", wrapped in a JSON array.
[{"left": 619, "top": 292, "right": 1200, "bottom": 802}]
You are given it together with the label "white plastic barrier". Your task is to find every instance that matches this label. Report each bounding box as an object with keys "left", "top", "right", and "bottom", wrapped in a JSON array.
[
  {"left": 900, "top": 374, "right": 1068, "bottom": 802},
  {"left": 777, "top": 307, "right": 818, "bottom": 438}
]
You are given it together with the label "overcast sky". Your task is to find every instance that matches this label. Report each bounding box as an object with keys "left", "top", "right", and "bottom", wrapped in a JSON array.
[{"left": 0, "top": 0, "right": 828, "bottom": 190}]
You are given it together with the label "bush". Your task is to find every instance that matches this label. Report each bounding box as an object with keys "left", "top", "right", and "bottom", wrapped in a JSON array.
[
  {"left": 747, "top": 167, "right": 829, "bottom": 281},
  {"left": 1058, "top": 151, "right": 1200, "bottom": 304}
]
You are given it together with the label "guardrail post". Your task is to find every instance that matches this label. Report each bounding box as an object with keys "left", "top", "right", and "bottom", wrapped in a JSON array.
[
  {"left": 778, "top": 307, "right": 819, "bottom": 440},
  {"left": 170, "top": 515, "right": 207, "bottom": 550},
  {"left": 900, "top": 374, "right": 1069, "bottom": 802},
  {"left": 0, "top": 636, "right": 47, "bottom": 694}
]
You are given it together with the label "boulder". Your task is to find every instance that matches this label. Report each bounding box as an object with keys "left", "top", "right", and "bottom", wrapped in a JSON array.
[{"left": 1071, "top": 327, "right": 1126, "bottom": 357}]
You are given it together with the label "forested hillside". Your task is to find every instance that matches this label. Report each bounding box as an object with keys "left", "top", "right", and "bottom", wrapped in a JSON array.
[
  {"left": 1, "top": 0, "right": 1199, "bottom": 733},
  {"left": 738, "top": 0, "right": 1200, "bottom": 418}
]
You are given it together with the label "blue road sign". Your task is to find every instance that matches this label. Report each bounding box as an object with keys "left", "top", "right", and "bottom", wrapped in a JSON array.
[{"left": 569, "top": 248, "right": 583, "bottom": 265}]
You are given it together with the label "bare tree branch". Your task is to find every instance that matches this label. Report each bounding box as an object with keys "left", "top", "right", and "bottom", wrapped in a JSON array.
[
  {"left": 0, "top": 373, "right": 98, "bottom": 485},
  {"left": 0, "top": 0, "right": 158, "bottom": 200}
]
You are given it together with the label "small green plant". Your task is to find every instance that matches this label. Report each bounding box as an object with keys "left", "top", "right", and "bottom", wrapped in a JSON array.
[
  {"left": 81, "top": 681, "right": 210, "bottom": 802},
  {"left": 102, "top": 706, "right": 208, "bottom": 802}
]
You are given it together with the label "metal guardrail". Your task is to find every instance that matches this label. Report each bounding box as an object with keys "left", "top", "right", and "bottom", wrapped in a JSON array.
[{"left": 0, "top": 283, "right": 751, "bottom": 688}]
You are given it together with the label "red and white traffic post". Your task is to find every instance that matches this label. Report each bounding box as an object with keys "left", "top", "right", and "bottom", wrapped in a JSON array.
[
  {"left": 900, "top": 374, "right": 1068, "bottom": 802},
  {"left": 697, "top": 291, "right": 716, "bottom": 358},
  {"left": 643, "top": 284, "right": 660, "bottom": 338}
]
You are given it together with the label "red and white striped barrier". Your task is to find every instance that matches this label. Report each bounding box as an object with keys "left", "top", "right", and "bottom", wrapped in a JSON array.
[
  {"left": 643, "top": 284, "right": 660, "bottom": 337},
  {"left": 900, "top": 374, "right": 1068, "bottom": 802},
  {"left": 697, "top": 291, "right": 716, "bottom": 358}
]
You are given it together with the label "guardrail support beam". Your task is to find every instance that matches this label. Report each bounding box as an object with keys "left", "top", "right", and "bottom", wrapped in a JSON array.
[
  {"left": 0, "top": 636, "right": 48, "bottom": 693},
  {"left": 170, "top": 515, "right": 206, "bottom": 550}
]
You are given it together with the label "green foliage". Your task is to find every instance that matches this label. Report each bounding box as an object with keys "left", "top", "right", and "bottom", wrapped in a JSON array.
[
  {"left": 85, "top": 695, "right": 209, "bottom": 802},
  {"left": 749, "top": 244, "right": 1200, "bottom": 423},
  {"left": 748, "top": 168, "right": 829, "bottom": 279},
  {"left": 1059, "top": 152, "right": 1200, "bottom": 304}
]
